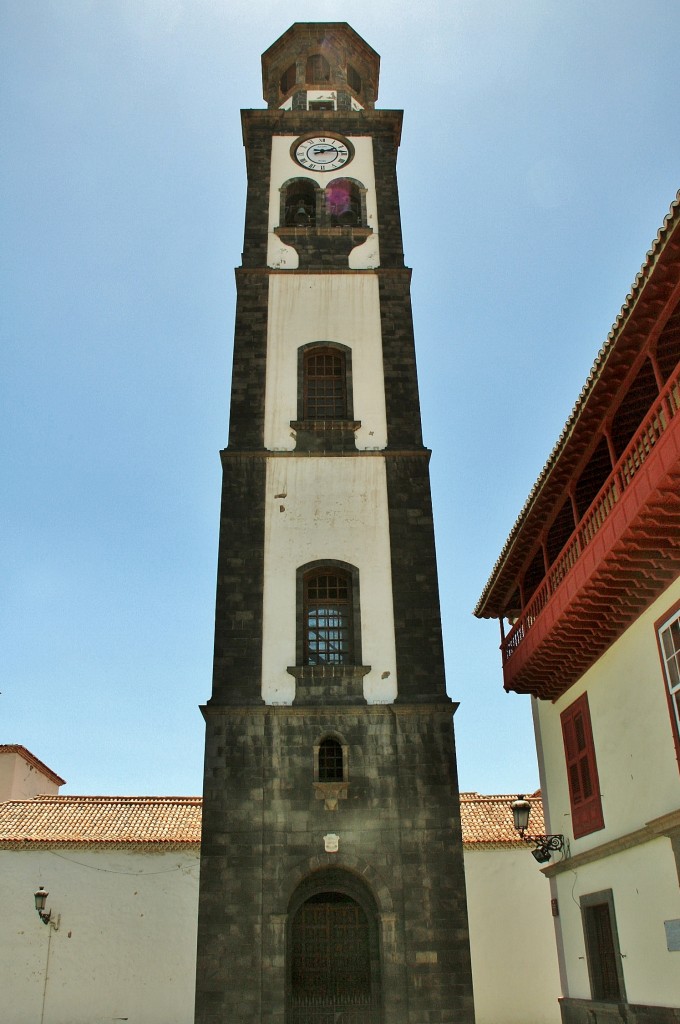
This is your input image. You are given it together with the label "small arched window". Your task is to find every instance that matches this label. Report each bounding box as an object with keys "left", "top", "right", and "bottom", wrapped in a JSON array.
[
  {"left": 318, "top": 736, "right": 344, "bottom": 781},
  {"left": 326, "top": 179, "right": 363, "bottom": 227},
  {"left": 280, "top": 63, "right": 296, "bottom": 95},
  {"left": 284, "top": 179, "right": 317, "bottom": 227},
  {"left": 347, "top": 64, "right": 362, "bottom": 94},
  {"left": 303, "top": 347, "right": 348, "bottom": 420},
  {"left": 304, "top": 568, "right": 353, "bottom": 664},
  {"left": 306, "top": 53, "right": 330, "bottom": 84}
]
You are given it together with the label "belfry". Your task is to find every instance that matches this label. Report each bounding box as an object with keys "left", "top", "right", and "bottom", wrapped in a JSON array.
[{"left": 195, "top": 23, "right": 475, "bottom": 1024}]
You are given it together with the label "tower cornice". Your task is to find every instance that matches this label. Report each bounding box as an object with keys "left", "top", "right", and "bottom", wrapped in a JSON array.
[{"left": 241, "top": 108, "right": 403, "bottom": 150}]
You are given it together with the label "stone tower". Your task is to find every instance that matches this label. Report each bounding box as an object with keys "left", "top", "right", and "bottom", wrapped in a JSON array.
[{"left": 195, "top": 23, "right": 475, "bottom": 1024}]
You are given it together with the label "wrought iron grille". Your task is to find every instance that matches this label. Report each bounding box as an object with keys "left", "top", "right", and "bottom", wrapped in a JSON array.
[
  {"left": 289, "top": 894, "right": 380, "bottom": 1024},
  {"left": 304, "top": 350, "right": 347, "bottom": 420},
  {"left": 304, "top": 572, "right": 352, "bottom": 664},
  {"left": 318, "top": 738, "right": 344, "bottom": 782}
]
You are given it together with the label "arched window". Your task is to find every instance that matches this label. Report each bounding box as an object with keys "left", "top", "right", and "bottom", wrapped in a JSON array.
[
  {"left": 303, "top": 568, "right": 353, "bottom": 664},
  {"left": 347, "top": 64, "right": 362, "bottom": 94},
  {"left": 306, "top": 53, "right": 330, "bottom": 84},
  {"left": 280, "top": 63, "right": 296, "bottom": 95},
  {"left": 326, "top": 179, "right": 363, "bottom": 226},
  {"left": 303, "top": 346, "right": 348, "bottom": 420},
  {"left": 283, "top": 179, "right": 317, "bottom": 227},
  {"left": 318, "top": 736, "right": 344, "bottom": 781}
]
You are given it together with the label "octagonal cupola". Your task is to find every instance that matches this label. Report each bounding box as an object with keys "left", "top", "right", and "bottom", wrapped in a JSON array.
[{"left": 261, "top": 22, "right": 380, "bottom": 111}]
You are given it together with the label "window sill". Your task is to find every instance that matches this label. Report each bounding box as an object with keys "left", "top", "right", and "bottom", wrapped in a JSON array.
[
  {"left": 290, "top": 420, "right": 361, "bottom": 432},
  {"left": 287, "top": 664, "right": 371, "bottom": 679},
  {"left": 275, "top": 225, "right": 372, "bottom": 239},
  {"left": 287, "top": 664, "right": 371, "bottom": 705},
  {"left": 313, "top": 781, "right": 348, "bottom": 810}
]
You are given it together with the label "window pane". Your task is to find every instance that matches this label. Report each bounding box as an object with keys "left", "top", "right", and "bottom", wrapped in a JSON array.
[
  {"left": 304, "top": 570, "right": 353, "bottom": 664},
  {"left": 304, "top": 350, "right": 347, "bottom": 420},
  {"left": 319, "top": 738, "right": 344, "bottom": 781}
]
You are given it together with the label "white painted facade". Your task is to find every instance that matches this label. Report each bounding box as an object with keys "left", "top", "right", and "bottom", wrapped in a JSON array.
[
  {"left": 264, "top": 274, "right": 387, "bottom": 451},
  {"left": 0, "top": 831, "right": 562, "bottom": 1024},
  {"left": 0, "top": 846, "right": 199, "bottom": 1024},
  {"left": 535, "top": 577, "right": 680, "bottom": 1008},
  {"left": 278, "top": 92, "right": 364, "bottom": 112},
  {"left": 267, "top": 135, "right": 380, "bottom": 270},
  {"left": 260, "top": 128, "right": 394, "bottom": 704},
  {"left": 0, "top": 747, "right": 62, "bottom": 801},
  {"left": 464, "top": 846, "right": 561, "bottom": 1024},
  {"left": 261, "top": 456, "right": 397, "bottom": 704}
]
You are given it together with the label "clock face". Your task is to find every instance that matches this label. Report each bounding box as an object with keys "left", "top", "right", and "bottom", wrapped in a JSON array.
[{"left": 293, "top": 135, "right": 352, "bottom": 172}]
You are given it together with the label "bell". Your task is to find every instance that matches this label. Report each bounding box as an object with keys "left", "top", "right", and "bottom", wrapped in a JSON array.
[{"left": 294, "top": 203, "right": 309, "bottom": 226}]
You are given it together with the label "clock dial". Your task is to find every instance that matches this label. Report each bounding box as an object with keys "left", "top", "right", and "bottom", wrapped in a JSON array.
[{"left": 294, "top": 135, "right": 352, "bottom": 172}]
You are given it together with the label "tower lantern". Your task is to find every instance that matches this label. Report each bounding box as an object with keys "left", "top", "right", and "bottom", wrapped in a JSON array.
[{"left": 195, "top": 23, "right": 475, "bottom": 1024}]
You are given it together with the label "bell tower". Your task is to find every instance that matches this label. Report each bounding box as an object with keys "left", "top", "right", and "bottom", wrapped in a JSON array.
[{"left": 195, "top": 23, "right": 475, "bottom": 1024}]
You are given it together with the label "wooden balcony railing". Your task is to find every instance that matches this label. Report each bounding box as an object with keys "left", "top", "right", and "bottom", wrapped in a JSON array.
[{"left": 502, "top": 361, "right": 680, "bottom": 663}]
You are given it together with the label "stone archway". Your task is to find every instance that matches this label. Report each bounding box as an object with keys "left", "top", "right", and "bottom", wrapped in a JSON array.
[{"left": 286, "top": 871, "right": 382, "bottom": 1024}]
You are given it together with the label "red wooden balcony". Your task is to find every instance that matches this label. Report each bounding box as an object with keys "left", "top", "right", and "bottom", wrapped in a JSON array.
[{"left": 502, "top": 362, "right": 680, "bottom": 699}]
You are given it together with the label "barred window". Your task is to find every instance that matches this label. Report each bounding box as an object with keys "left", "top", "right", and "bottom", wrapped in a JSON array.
[
  {"left": 304, "top": 570, "right": 353, "bottom": 664},
  {"left": 303, "top": 348, "right": 347, "bottom": 420},
  {"left": 318, "top": 737, "right": 344, "bottom": 781}
]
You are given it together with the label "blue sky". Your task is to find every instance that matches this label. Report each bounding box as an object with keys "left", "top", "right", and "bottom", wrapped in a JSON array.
[{"left": 3, "top": 0, "right": 680, "bottom": 796}]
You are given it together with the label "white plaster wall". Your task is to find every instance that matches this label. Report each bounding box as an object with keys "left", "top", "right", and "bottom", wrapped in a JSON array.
[
  {"left": 264, "top": 274, "right": 387, "bottom": 451},
  {"left": 554, "top": 837, "right": 680, "bottom": 1006},
  {"left": 0, "top": 846, "right": 199, "bottom": 1024},
  {"left": 1, "top": 843, "right": 565, "bottom": 1024},
  {"left": 267, "top": 135, "right": 379, "bottom": 270},
  {"left": 0, "top": 752, "right": 60, "bottom": 800},
  {"left": 261, "top": 456, "right": 397, "bottom": 705},
  {"left": 464, "top": 846, "right": 561, "bottom": 1024},
  {"left": 537, "top": 576, "right": 680, "bottom": 849},
  {"left": 278, "top": 95, "right": 365, "bottom": 112}
]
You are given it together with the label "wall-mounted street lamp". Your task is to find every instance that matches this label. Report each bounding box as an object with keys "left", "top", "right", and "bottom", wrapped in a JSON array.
[
  {"left": 34, "top": 887, "right": 59, "bottom": 929},
  {"left": 510, "top": 795, "right": 566, "bottom": 865}
]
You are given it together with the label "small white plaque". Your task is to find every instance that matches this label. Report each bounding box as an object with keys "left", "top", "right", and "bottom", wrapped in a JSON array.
[{"left": 324, "top": 833, "right": 339, "bottom": 853}]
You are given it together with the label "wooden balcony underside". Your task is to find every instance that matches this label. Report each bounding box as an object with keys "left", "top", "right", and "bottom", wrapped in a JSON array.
[{"left": 503, "top": 398, "right": 680, "bottom": 700}]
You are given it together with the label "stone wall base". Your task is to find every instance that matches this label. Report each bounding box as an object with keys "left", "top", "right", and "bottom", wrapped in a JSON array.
[{"left": 560, "top": 997, "right": 680, "bottom": 1023}]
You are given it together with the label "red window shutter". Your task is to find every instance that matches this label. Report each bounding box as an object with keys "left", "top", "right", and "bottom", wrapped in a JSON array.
[{"left": 561, "top": 693, "right": 604, "bottom": 839}]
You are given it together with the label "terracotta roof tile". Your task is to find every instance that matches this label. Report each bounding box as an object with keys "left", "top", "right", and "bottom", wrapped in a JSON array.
[
  {"left": 0, "top": 796, "right": 201, "bottom": 846},
  {"left": 0, "top": 792, "right": 542, "bottom": 847},
  {"left": 460, "top": 791, "right": 544, "bottom": 846}
]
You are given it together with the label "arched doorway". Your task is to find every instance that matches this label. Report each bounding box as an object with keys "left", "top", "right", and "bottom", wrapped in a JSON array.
[{"left": 287, "top": 876, "right": 382, "bottom": 1023}]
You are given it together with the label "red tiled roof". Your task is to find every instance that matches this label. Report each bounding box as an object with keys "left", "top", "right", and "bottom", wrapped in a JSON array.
[
  {"left": 460, "top": 791, "right": 544, "bottom": 846},
  {"left": 0, "top": 745, "right": 66, "bottom": 786},
  {"left": 0, "top": 796, "right": 202, "bottom": 846},
  {"left": 0, "top": 792, "right": 541, "bottom": 847}
]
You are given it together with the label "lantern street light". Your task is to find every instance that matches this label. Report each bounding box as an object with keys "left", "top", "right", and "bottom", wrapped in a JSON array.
[
  {"left": 34, "top": 887, "right": 59, "bottom": 929},
  {"left": 510, "top": 795, "right": 566, "bottom": 865}
]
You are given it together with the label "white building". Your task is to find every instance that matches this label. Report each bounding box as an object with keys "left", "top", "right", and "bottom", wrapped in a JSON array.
[
  {"left": 0, "top": 746, "right": 560, "bottom": 1024},
  {"left": 475, "top": 193, "right": 680, "bottom": 1023}
]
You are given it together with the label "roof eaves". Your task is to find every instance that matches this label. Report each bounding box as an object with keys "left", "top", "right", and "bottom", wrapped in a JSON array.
[{"left": 474, "top": 189, "right": 680, "bottom": 618}]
